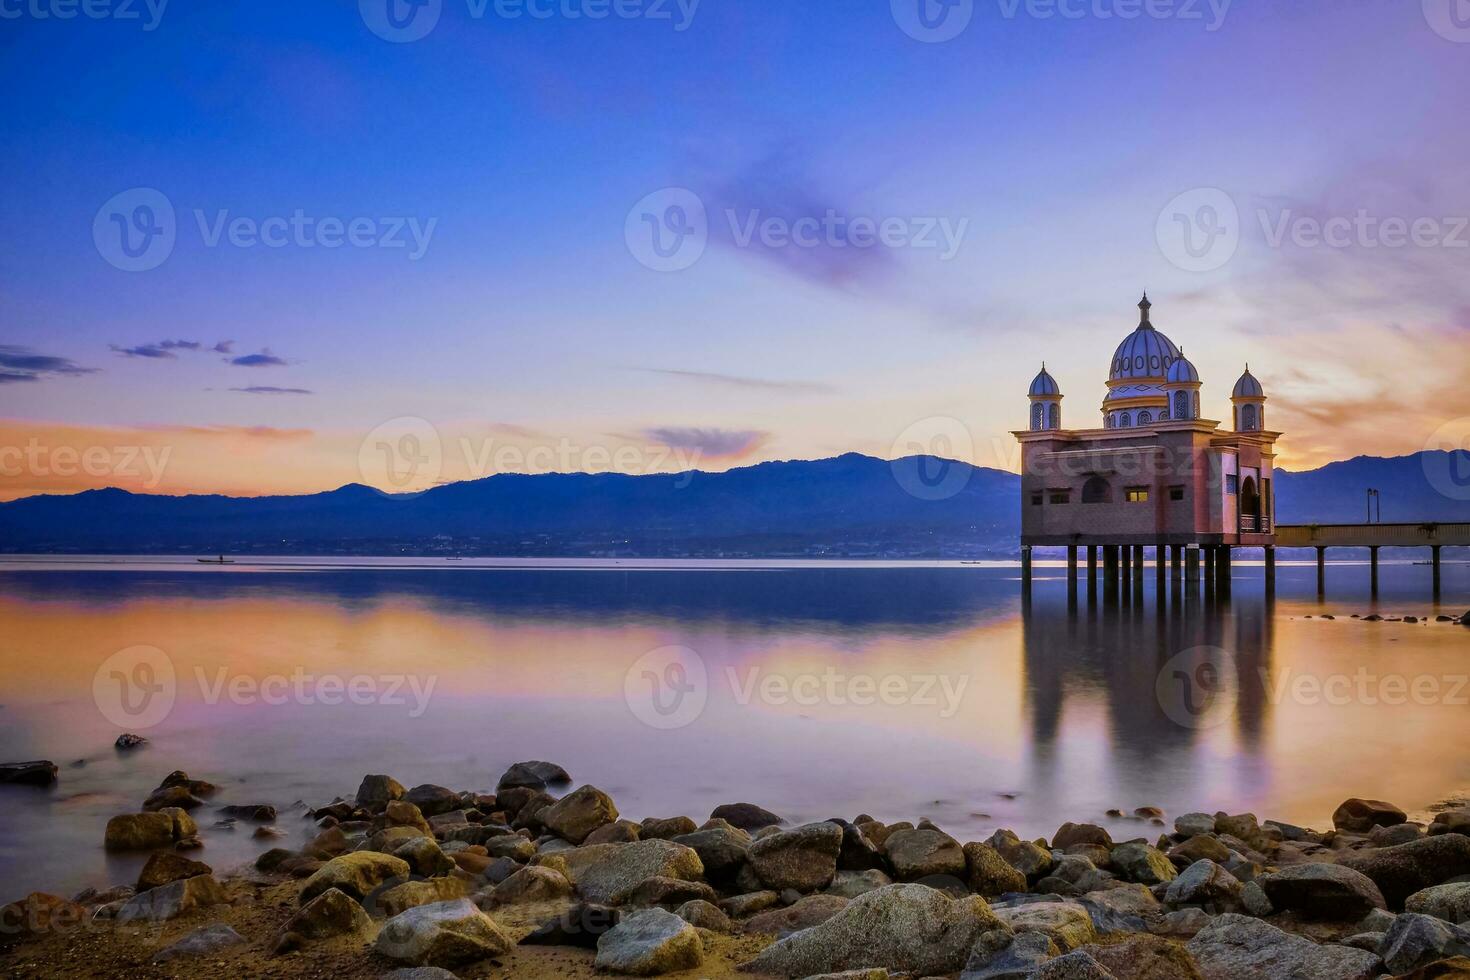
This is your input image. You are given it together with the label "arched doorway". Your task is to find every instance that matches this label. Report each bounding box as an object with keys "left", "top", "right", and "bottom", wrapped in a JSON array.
[
  {"left": 1240, "top": 475, "right": 1261, "bottom": 531},
  {"left": 1082, "top": 475, "right": 1112, "bottom": 504}
]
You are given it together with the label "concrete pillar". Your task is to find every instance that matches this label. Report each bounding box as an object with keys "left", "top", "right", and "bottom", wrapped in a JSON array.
[
  {"left": 1316, "top": 546, "right": 1326, "bottom": 597},
  {"left": 1132, "top": 545, "right": 1145, "bottom": 584},
  {"left": 1433, "top": 545, "right": 1442, "bottom": 601},
  {"left": 1067, "top": 545, "right": 1079, "bottom": 592},
  {"left": 1265, "top": 545, "right": 1276, "bottom": 594},
  {"left": 1120, "top": 544, "right": 1131, "bottom": 582},
  {"left": 1021, "top": 545, "right": 1033, "bottom": 594},
  {"left": 1156, "top": 543, "right": 1167, "bottom": 591},
  {"left": 1087, "top": 545, "right": 1098, "bottom": 602},
  {"left": 1185, "top": 546, "right": 1200, "bottom": 583},
  {"left": 1203, "top": 544, "right": 1216, "bottom": 599},
  {"left": 1370, "top": 546, "right": 1379, "bottom": 598},
  {"left": 1218, "top": 546, "right": 1232, "bottom": 598},
  {"left": 1171, "top": 545, "right": 1183, "bottom": 581}
]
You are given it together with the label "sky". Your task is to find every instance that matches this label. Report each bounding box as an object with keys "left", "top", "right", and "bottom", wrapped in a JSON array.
[{"left": 2, "top": 0, "right": 1469, "bottom": 499}]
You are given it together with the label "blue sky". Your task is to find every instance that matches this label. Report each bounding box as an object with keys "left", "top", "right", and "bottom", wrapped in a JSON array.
[{"left": 2, "top": 0, "right": 1469, "bottom": 495}]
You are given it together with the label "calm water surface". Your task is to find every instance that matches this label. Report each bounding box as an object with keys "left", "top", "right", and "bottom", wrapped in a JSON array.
[{"left": 1, "top": 555, "right": 1468, "bottom": 898}]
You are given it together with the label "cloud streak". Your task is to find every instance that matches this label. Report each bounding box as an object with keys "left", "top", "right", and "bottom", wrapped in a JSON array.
[
  {"left": 633, "top": 367, "right": 835, "bottom": 394},
  {"left": 229, "top": 350, "right": 287, "bottom": 368},
  {"left": 110, "top": 339, "right": 235, "bottom": 359},
  {"left": 230, "top": 386, "right": 313, "bottom": 395},
  {"left": 0, "top": 345, "right": 98, "bottom": 383},
  {"left": 642, "top": 426, "right": 769, "bottom": 460}
]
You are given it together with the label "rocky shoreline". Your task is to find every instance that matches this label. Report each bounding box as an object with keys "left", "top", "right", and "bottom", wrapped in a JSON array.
[{"left": 4, "top": 763, "right": 1470, "bottom": 978}]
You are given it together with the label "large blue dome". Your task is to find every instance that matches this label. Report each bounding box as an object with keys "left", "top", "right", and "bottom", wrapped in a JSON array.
[{"left": 1110, "top": 294, "right": 1182, "bottom": 382}]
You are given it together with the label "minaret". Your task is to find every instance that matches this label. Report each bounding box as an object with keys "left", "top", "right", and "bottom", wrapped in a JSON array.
[
  {"left": 1028, "top": 364, "right": 1063, "bottom": 431},
  {"left": 1164, "top": 348, "right": 1202, "bottom": 421},
  {"left": 1232, "top": 364, "right": 1266, "bottom": 431}
]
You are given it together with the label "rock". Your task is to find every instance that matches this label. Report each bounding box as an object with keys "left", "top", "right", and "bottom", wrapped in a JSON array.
[
  {"left": 1389, "top": 956, "right": 1470, "bottom": 978},
  {"left": 560, "top": 839, "right": 705, "bottom": 905},
  {"left": 484, "top": 835, "right": 536, "bottom": 862},
  {"left": 114, "top": 734, "right": 148, "bottom": 750},
  {"left": 618, "top": 876, "right": 717, "bottom": 909},
  {"left": 375, "top": 898, "right": 512, "bottom": 968},
  {"left": 956, "top": 842, "right": 1024, "bottom": 896},
  {"left": 104, "top": 812, "right": 179, "bottom": 850},
  {"left": 1213, "top": 813, "right": 1266, "bottom": 850},
  {"left": 962, "top": 930, "right": 1060, "bottom": 979},
  {"left": 721, "top": 891, "right": 781, "bottom": 917},
  {"left": 543, "top": 785, "right": 619, "bottom": 844},
  {"left": 640, "top": 816, "right": 697, "bottom": 841},
  {"left": 1054, "top": 823, "right": 1113, "bottom": 851},
  {"left": 482, "top": 866, "right": 573, "bottom": 907},
  {"left": 369, "top": 825, "right": 430, "bottom": 853},
  {"left": 1175, "top": 813, "right": 1217, "bottom": 837},
  {"left": 710, "top": 802, "right": 784, "bottom": 831},
  {"left": 885, "top": 828, "right": 967, "bottom": 880},
  {"left": 152, "top": 923, "right": 245, "bottom": 961},
  {"left": 1079, "top": 883, "right": 1162, "bottom": 933},
  {"left": 1379, "top": 913, "right": 1470, "bottom": 973},
  {"left": 161, "top": 806, "right": 198, "bottom": 840},
  {"left": 303, "top": 825, "right": 351, "bottom": 860},
  {"left": 519, "top": 902, "right": 622, "bottom": 948},
  {"left": 587, "top": 820, "right": 643, "bottom": 845},
  {"left": 1169, "top": 835, "right": 1232, "bottom": 867},
  {"left": 1033, "top": 950, "right": 1118, "bottom": 978},
  {"left": 1408, "top": 882, "right": 1470, "bottom": 924},
  {"left": 1110, "top": 843, "right": 1178, "bottom": 885},
  {"left": 1334, "top": 798, "right": 1408, "bottom": 833},
  {"left": 828, "top": 818, "right": 884, "bottom": 872},
  {"left": 748, "top": 821, "right": 843, "bottom": 892},
  {"left": 356, "top": 774, "right": 406, "bottom": 809},
  {"left": 497, "top": 761, "right": 571, "bottom": 791},
  {"left": 1431, "top": 811, "right": 1470, "bottom": 837},
  {"left": 394, "top": 836, "right": 456, "bottom": 878},
  {"left": 595, "top": 907, "right": 702, "bottom": 975},
  {"left": 377, "top": 878, "right": 473, "bottom": 918},
  {"left": 1257, "top": 862, "right": 1387, "bottom": 919},
  {"left": 674, "top": 899, "right": 731, "bottom": 932},
  {"left": 384, "top": 799, "right": 432, "bottom": 832},
  {"left": 277, "top": 887, "right": 372, "bottom": 948},
  {"left": 405, "top": 784, "right": 461, "bottom": 817},
  {"left": 143, "top": 784, "right": 205, "bottom": 811},
  {"left": 136, "top": 852, "right": 211, "bottom": 892},
  {"left": 1372, "top": 823, "right": 1426, "bottom": 847},
  {"left": 383, "top": 970, "right": 461, "bottom": 980},
  {"left": 994, "top": 902, "right": 1097, "bottom": 952},
  {"left": 116, "top": 874, "right": 227, "bottom": 923},
  {"left": 745, "top": 894, "right": 849, "bottom": 936},
  {"left": 1165, "top": 860, "right": 1245, "bottom": 912},
  {"left": 1186, "top": 913, "right": 1381, "bottom": 980},
  {"left": 828, "top": 868, "right": 894, "bottom": 899},
  {"left": 987, "top": 829, "right": 1055, "bottom": 881},
  {"left": 1340, "top": 834, "right": 1470, "bottom": 907},
  {"left": 671, "top": 825, "right": 750, "bottom": 880},
  {"left": 300, "top": 851, "right": 411, "bottom": 903},
  {"left": 0, "top": 893, "right": 86, "bottom": 941},
  {"left": 0, "top": 761, "right": 58, "bottom": 786},
  {"left": 739, "top": 883, "right": 1006, "bottom": 976},
  {"left": 1080, "top": 934, "right": 1203, "bottom": 980}
]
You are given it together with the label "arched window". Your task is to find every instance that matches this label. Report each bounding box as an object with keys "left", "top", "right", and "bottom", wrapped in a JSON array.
[
  {"left": 1242, "top": 404, "right": 1258, "bottom": 431},
  {"left": 1173, "top": 390, "right": 1190, "bottom": 420},
  {"left": 1159, "top": 408, "right": 1169, "bottom": 420},
  {"left": 1047, "top": 403, "right": 1061, "bottom": 430},
  {"left": 1119, "top": 412, "right": 1131, "bottom": 427},
  {"left": 1138, "top": 410, "right": 1152, "bottom": 425},
  {"left": 1082, "top": 476, "right": 1112, "bottom": 504},
  {"left": 1031, "top": 403, "right": 1044, "bottom": 431}
]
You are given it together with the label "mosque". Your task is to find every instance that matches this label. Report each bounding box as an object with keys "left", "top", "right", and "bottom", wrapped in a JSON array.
[{"left": 1012, "top": 294, "right": 1280, "bottom": 588}]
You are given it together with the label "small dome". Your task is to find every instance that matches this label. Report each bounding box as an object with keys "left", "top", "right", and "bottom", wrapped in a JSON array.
[
  {"left": 1233, "top": 366, "right": 1264, "bottom": 398},
  {"left": 1029, "top": 366, "right": 1060, "bottom": 397},
  {"left": 1166, "top": 352, "right": 1200, "bottom": 385}
]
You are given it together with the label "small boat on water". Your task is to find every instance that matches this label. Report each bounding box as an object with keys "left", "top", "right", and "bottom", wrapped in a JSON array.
[{"left": 197, "top": 555, "right": 235, "bottom": 564}]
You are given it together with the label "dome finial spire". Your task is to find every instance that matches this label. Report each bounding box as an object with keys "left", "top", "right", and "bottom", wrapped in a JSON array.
[{"left": 1138, "top": 291, "right": 1152, "bottom": 327}]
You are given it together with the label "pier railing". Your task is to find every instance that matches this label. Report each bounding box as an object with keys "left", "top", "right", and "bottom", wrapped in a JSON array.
[{"left": 1274, "top": 522, "right": 1470, "bottom": 548}]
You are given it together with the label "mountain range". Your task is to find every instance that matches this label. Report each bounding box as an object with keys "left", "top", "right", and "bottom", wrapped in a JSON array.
[{"left": 1, "top": 451, "right": 1466, "bottom": 558}]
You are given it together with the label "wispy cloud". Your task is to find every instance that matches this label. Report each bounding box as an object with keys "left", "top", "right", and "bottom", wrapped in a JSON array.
[
  {"left": 633, "top": 367, "right": 835, "bottom": 394},
  {"left": 229, "top": 350, "right": 287, "bottom": 368},
  {"left": 0, "top": 345, "right": 98, "bottom": 383},
  {"left": 146, "top": 424, "right": 313, "bottom": 441},
  {"left": 230, "top": 386, "right": 313, "bottom": 395},
  {"left": 110, "top": 339, "right": 234, "bottom": 359},
  {"left": 642, "top": 426, "right": 769, "bottom": 460}
]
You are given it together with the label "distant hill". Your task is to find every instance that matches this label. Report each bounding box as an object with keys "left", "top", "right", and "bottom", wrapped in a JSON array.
[{"left": 0, "top": 451, "right": 1465, "bottom": 558}]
